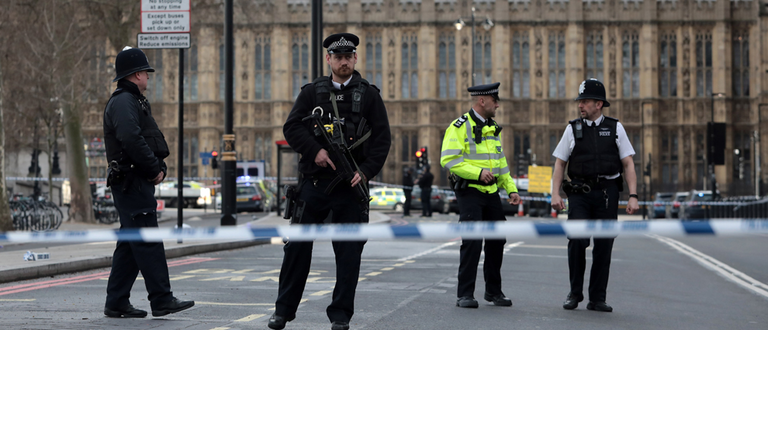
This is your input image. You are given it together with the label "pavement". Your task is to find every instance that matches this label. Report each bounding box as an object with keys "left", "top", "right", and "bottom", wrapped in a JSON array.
[{"left": 0, "top": 209, "right": 392, "bottom": 285}]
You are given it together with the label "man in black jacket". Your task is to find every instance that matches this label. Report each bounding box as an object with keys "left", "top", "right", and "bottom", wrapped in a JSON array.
[
  {"left": 417, "top": 165, "right": 434, "bottom": 217},
  {"left": 402, "top": 168, "right": 414, "bottom": 216},
  {"left": 102, "top": 47, "right": 194, "bottom": 318},
  {"left": 268, "top": 33, "right": 391, "bottom": 330}
]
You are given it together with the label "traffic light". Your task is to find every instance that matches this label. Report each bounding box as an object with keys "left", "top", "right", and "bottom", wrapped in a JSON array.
[
  {"left": 414, "top": 146, "right": 427, "bottom": 168},
  {"left": 211, "top": 150, "right": 218, "bottom": 169}
]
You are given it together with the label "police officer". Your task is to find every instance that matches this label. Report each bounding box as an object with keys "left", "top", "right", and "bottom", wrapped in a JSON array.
[
  {"left": 402, "top": 167, "right": 414, "bottom": 216},
  {"left": 102, "top": 47, "right": 194, "bottom": 318},
  {"left": 440, "top": 82, "right": 521, "bottom": 308},
  {"left": 416, "top": 165, "right": 434, "bottom": 217},
  {"left": 550, "top": 78, "right": 639, "bottom": 312},
  {"left": 268, "top": 33, "right": 391, "bottom": 330}
]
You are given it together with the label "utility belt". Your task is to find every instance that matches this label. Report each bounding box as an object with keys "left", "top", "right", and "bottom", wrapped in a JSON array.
[
  {"left": 563, "top": 176, "right": 622, "bottom": 194},
  {"left": 107, "top": 160, "right": 136, "bottom": 192},
  {"left": 448, "top": 173, "right": 496, "bottom": 191}
]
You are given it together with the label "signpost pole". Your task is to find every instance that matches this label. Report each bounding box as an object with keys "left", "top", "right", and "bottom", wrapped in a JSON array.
[{"left": 177, "top": 48, "right": 184, "bottom": 233}]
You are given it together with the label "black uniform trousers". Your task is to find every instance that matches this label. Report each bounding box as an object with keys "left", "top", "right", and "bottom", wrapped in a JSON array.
[
  {"left": 566, "top": 182, "right": 620, "bottom": 303},
  {"left": 420, "top": 187, "right": 433, "bottom": 216},
  {"left": 275, "top": 178, "right": 368, "bottom": 323},
  {"left": 403, "top": 189, "right": 412, "bottom": 216},
  {"left": 106, "top": 177, "right": 174, "bottom": 310},
  {"left": 455, "top": 188, "right": 507, "bottom": 299}
]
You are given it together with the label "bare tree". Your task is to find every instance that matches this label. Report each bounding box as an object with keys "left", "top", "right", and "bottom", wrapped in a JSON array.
[
  {"left": 0, "top": 52, "right": 13, "bottom": 231},
  {"left": 20, "top": 0, "right": 94, "bottom": 222}
]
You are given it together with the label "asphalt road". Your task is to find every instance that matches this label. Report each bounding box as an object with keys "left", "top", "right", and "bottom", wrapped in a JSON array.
[{"left": 1, "top": 212, "right": 766, "bottom": 330}]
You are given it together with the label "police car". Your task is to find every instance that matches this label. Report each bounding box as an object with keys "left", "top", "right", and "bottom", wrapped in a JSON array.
[{"left": 369, "top": 187, "right": 406, "bottom": 212}]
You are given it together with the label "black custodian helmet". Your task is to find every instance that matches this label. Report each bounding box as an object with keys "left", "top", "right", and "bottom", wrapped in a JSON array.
[
  {"left": 575, "top": 78, "right": 610, "bottom": 108},
  {"left": 113, "top": 47, "right": 155, "bottom": 82}
]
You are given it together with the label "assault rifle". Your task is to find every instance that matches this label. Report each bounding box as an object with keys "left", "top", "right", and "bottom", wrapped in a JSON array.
[{"left": 302, "top": 107, "right": 370, "bottom": 205}]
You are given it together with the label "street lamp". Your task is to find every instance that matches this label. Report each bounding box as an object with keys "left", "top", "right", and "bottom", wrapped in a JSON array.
[{"left": 455, "top": 5, "right": 493, "bottom": 86}]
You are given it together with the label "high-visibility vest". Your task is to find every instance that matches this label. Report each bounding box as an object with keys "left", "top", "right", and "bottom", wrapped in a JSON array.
[{"left": 440, "top": 112, "right": 517, "bottom": 195}]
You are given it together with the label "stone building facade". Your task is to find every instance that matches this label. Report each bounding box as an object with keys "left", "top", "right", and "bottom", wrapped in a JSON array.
[{"left": 80, "top": 0, "right": 768, "bottom": 197}]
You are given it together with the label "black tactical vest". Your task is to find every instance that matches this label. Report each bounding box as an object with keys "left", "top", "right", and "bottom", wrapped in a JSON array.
[
  {"left": 104, "top": 88, "right": 170, "bottom": 169},
  {"left": 567, "top": 116, "right": 622, "bottom": 180},
  {"left": 310, "top": 75, "right": 371, "bottom": 161}
]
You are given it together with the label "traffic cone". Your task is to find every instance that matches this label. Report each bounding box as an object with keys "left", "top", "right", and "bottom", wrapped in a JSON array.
[{"left": 518, "top": 202, "right": 524, "bottom": 217}]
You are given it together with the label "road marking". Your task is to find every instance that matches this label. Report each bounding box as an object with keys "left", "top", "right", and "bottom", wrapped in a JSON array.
[
  {"left": 396, "top": 241, "right": 458, "bottom": 262},
  {"left": 235, "top": 314, "right": 266, "bottom": 322},
  {"left": 650, "top": 235, "right": 768, "bottom": 299},
  {"left": 380, "top": 267, "right": 394, "bottom": 271},
  {"left": 310, "top": 290, "right": 333, "bottom": 296},
  {"left": 366, "top": 272, "right": 382, "bottom": 276},
  {"left": 169, "top": 276, "right": 194, "bottom": 281},
  {"left": 0, "top": 299, "right": 35, "bottom": 302},
  {"left": 211, "top": 327, "right": 230, "bottom": 330},
  {"left": 195, "top": 301, "right": 274, "bottom": 306},
  {"left": 0, "top": 257, "right": 217, "bottom": 297}
]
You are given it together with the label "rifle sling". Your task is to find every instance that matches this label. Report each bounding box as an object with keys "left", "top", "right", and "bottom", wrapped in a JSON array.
[{"left": 329, "top": 92, "right": 369, "bottom": 195}]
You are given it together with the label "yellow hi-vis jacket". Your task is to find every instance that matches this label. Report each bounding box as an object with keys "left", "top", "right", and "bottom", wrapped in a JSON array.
[{"left": 440, "top": 112, "right": 518, "bottom": 195}]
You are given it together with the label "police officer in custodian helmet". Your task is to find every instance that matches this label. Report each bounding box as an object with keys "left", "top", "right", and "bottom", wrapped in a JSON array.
[
  {"left": 550, "top": 78, "right": 639, "bottom": 313},
  {"left": 102, "top": 47, "right": 194, "bottom": 318}
]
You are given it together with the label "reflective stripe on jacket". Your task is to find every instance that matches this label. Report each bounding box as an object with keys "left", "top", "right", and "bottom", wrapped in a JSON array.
[{"left": 440, "top": 113, "right": 517, "bottom": 195}]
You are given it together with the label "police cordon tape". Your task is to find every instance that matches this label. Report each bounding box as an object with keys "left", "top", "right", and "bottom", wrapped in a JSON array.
[{"left": 1, "top": 219, "right": 767, "bottom": 243}]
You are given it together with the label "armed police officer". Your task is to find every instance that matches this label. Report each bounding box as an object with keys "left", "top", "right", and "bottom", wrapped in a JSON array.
[
  {"left": 268, "top": 33, "right": 391, "bottom": 330},
  {"left": 440, "top": 83, "right": 521, "bottom": 309},
  {"left": 550, "top": 78, "right": 639, "bottom": 313},
  {"left": 102, "top": 47, "right": 194, "bottom": 318}
]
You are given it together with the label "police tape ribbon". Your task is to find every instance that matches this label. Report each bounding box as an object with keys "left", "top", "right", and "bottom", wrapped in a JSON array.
[{"left": 2, "top": 220, "right": 767, "bottom": 243}]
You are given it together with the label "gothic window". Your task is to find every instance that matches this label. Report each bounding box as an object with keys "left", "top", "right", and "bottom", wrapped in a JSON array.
[
  {"left": 474, "top": 32, "right": 492, "bottom": 85},
  {"left": 292, "top": 34, "right": 309, "bottom": 99},
  {"left": 366, "top": 35, "right": 383, "bottom": 89},
  {"left": 183, "top": 45, "right": 198, "bottom": 102},
  {"left": 732, "top": 32, "right": 749, "bottom": 98},
  {"left": 88, "top": 45, "right": 108, "bottom": 101},
  {"left": 438, "top": 33, "right": 456, "bottom": 98},
  {"left": 183, "top": 134, "right": 199, "bottom": 178},
  {"left": 401, "top": 131, "right": 419, "bottom": 162},
  {"left": 696, "top": 32, "right": 712, "bottom": 97},
  {"left": 254, "top": 132, "right": 271, "bottom": 162},
  {"left": 585, "top": 31, "right": 604, "bottom": 82},
  {"left": 661, "top": 129, "right": 679, "bottom": 187},
  {"left": 660, "top": 33, "right": 677, "bottom": 98},
  {"left": 696, "top": 132, "right": 706, "bottom": 187},
  {"left": 255, "top": 36, "right": 272, "bottom": 100},
  {"left": 622, "top": 32, "right": 639, "bottom": 98},
  {"left": 401, "top": 34, "right": 418, "bottom": 99},
  {"left": 732, "top": 129, "right": 752, "bottom": 183},
  {"left": 145, "top": 50, "right": 163, "bottom": 102},
  {"left": 549, "top": 32, "right": 565, "bottom": 98},
  {"left": 512, "top": 32, "right": 530, "bottom": 99}
]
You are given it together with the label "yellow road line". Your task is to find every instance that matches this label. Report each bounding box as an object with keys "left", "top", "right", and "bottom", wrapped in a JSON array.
[
  {"left": 211, "top": 327, "right": 230, "bottom": 330},
  {"left": 235, "top": 314, "right": 266, "bottom": 322},
  {"left": 195, "top": 301, "right": 273, "bottom": 306},
  {"left": 0, "top": 299, "right": 36, "bottom": 302},
  {"left": 380, "top": 267, "right": 394, "bottom": 271},
  {"left": 366, "top": 272, "right": 382, "bottom": 276},
  {"left": 310, "top": 290, "right": 333, "bottom": 296}
]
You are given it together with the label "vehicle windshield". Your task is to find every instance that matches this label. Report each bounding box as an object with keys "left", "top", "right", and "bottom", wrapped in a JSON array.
[{"left": 236, "top": 186, "right": 258, "bottom": 195}]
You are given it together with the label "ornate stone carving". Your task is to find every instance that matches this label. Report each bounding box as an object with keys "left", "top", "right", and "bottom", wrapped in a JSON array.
[
  {"left": 508, "top": 0, "right": 531, "bottom": 11},
  {"left": 362, "top": 0, "right": 384, "bottom": 13},
  {"left": 547, "top": 0, "right": 568, "bottom": 10},
  {"left": 621, "top": 0, "right": 642, "bottom": 9}
]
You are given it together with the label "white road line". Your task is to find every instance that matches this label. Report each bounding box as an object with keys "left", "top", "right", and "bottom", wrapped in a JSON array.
[
  {"left": 650, "top": 234, "right": 768, "bottom": 299},
  {"left": 396, "top": 241, "right": 458, "bottom": 262}
]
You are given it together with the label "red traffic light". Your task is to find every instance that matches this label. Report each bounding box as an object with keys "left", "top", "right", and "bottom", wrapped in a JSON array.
[{"left": 211, "top": 150, "right": 218, "bottom": 157}]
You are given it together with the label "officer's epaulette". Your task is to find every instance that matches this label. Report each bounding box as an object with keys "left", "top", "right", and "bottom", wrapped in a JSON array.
[
  {"left": 453, "top": 115, "right": 468, "bottom": 128},
  {"left": 370, "top": 84, "right": 381, "bottom": 94},
  {"left": 568, "top": 117, "right": 581, "bottom": 125},
  {"left": 602, "top": 116, "right": 619, "bottom": 123}
]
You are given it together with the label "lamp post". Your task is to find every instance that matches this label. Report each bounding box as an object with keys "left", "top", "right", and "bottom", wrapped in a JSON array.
[
  {"left": 640, "top": 100, "right": 653, "bottom": 220},
  {"left": 455, "top": 5, "right": 493, "bottom": 86}
]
